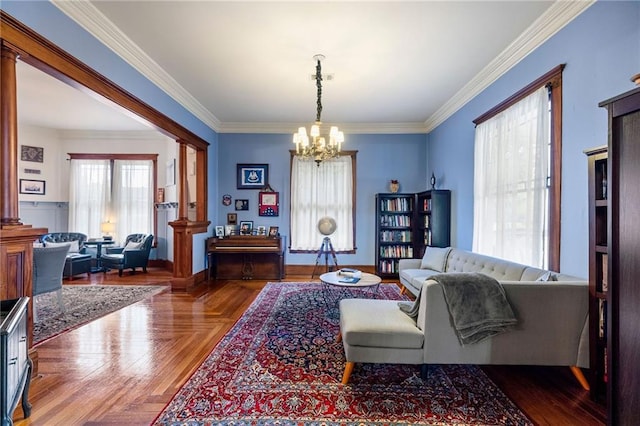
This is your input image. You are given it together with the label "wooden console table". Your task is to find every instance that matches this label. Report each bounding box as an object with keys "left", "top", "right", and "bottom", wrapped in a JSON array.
[{"left": 206, "top": 235, "right": 285, "bottom": 280}]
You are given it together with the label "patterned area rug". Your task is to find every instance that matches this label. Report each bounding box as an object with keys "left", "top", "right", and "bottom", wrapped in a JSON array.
[
  {"left": 153, "top": 282, "right": 532, "bottom": 425},
  {"left": 33, "top": 285, "right": 167, "bottom": 345}
]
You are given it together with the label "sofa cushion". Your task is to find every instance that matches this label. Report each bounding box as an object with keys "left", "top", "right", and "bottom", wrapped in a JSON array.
[
  {"left": 420, "top": 246, "right": 452, "bottom": 271},
  {"left": 445, "top": 249, "right": 527, "bottom": 281},
  {"left": 340, "top": 299, "right": 424, "bottom": 349}
]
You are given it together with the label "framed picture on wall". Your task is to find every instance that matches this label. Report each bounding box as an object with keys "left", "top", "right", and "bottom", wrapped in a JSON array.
[
  {"left": 227, "top": 213, "right": 237, "bottom": 225},
  {"left": 19, "top": 179, "right": 46, "bottom": 195},
  {"left": 258, "top": 191, "right": 279, "bottom": 216},
  {"left": 237, "top": 164, "right": 268, "bottom": 189}
]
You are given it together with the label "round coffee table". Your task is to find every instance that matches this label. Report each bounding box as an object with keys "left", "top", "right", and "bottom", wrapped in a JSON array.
[{"left": 319, "top": 271, "right": 382, "bottom": 306}]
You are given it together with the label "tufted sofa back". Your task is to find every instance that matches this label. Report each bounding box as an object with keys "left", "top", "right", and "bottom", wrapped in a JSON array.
[
  {"left": 445, "top": 248, "right": 528, "bottom": 281},
  {"left": 41, "top": 232, "right": 88, "bottom": 246}
]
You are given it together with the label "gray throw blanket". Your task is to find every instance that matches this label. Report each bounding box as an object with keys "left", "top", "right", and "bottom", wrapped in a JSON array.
[{"left": 399, "top": 272, "right": 517, "bottom": 345}]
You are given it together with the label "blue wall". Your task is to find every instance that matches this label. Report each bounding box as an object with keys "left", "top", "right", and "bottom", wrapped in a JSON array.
[
  {"left": 217, "top": 133, "right": 428, "bottom": 265},
  {"left": 427, "top": 1, "right": 640, "bottom": 278}
]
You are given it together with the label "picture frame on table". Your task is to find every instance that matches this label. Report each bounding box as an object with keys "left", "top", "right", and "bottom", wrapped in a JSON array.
[
  {"left": 237, "top": 164, "right": 268, "bottom": 189},
  {"left": 268, "top": 226, "right": 279, "bottom": 237},
  {"left": 256, "top": 225, "right": 267, "bottom": 236},
  {"left": 215, "top": 226, "right": 225, "bottom": 238},
  {"left": 19, "top": 179, "right": 46, "bottom": 195},
  {"left": 225, "top": 225, "right": 238, "bottom": 236},
  {"left": 239, "top": 221, "right": 253, "bottom": 235},
  {"left": 258, "top": 191, "right": 279, "bottom": 216}
]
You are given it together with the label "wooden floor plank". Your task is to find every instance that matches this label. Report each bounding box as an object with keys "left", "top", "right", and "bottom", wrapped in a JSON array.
[{"left": 12, "top": 268, "right": 605, "bottom": 425}]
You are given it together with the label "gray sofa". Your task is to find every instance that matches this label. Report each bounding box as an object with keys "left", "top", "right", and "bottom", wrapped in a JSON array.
[{"left": 338, "top": 246, "right": 590, "bottom": 388}]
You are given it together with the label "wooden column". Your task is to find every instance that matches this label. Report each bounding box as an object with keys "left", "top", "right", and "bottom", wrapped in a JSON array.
[
  {"left": 0, "top": 41, "right": 48, "bottom": 374},
  {"left": 169, "top": 141, "right": 208, "bottom": 291},
  {"left": 1, "top": 42, "right": 21, "bottom": 226}
]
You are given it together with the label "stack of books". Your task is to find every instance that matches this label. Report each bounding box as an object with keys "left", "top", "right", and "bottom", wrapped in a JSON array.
[{"left": 338, "top": 268, "right": 361, "bottom": 283}]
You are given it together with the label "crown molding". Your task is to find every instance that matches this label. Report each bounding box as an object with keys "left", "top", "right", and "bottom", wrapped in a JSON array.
[
  {"left": 218, "top": 122, "right": 428, "bottom": 134},
  {"left": 52, "top": 0, "right": 221, "bottom": 132},
  {"left": 54, "top": 0, "right": 593, "bottom": 136},
  {"left": 423, "top": 0, "right": 595, "bottom": 132}
]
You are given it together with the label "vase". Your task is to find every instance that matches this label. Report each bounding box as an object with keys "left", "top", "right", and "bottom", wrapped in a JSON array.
[{"left": 389, "top": 182, "right": 399, "bottom": 193}]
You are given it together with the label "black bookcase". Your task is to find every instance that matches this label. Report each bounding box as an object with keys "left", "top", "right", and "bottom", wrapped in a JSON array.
[{"left": 375, "top": 190, "right": 451, "bottom": 278}]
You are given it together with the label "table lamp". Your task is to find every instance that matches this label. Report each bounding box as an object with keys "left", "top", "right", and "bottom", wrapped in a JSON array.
[{"left": 101, "top": 221, "right": 115, "bottom": 240}]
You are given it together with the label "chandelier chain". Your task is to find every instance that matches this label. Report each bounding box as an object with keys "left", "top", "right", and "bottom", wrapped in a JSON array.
[{"left": 315, "top": 59, "right": 323, "bottom": 122}]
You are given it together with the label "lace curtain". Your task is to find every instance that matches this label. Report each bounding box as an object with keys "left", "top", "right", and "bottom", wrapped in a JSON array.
[
  {"left": 69, "top": 159, "right": 111, "bottom": 238},
  {"left": 290, "top": 155, "right": 354, "bottom": 251},
  {"left": 112, "top": 160, "right": 154, "bottom": 244},
  {"left": 69, "top": 159, "right": 153, "bottom": 244},
  {"left": 472, "top": 85, "right": 550, "bottom": 268}
]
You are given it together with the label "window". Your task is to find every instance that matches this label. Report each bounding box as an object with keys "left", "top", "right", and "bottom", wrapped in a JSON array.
[
  {"left": 290, "top": 153, "right": 356, "bottom": 252},
  {"left": 69, "top": 154, "right": 157, "bottom": 242},
  {"left": 472, "top": 65, "right": 563, "bottom": 270}
]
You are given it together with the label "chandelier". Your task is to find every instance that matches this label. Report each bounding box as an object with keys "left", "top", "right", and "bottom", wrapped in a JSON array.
[{"left": 293, "top": 54, "right": 344, "bottom": 165}]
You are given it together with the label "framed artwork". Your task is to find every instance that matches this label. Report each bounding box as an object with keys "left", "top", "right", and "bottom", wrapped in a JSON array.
[
  {"left": 268, "top": 226, "right": 279, "bottom": 237},
  {"left": 235, "top": 199, "right": 249, "bottom": 211},
  {"left": 256, "top": 225, "right": 267, "bottom": 236},
  {"left": 19, "top": 179, "right": 46, "bottom": 195},
  {"left": 222, "top": 194, "right": 232, "bottom": 206},
  {"left": 215, "top": 226, "right": 225, "bottom": 237},
  {"left": 239, "top": 221, "right": 253, "bottom": 235},
  {"left": 227, "top": 213, "right": 237, "bottom": 225},
  {"left": 237, "top": 164, "right": 268, "bottom": 189},
  {"left": 21, "top": 145, "right": 44, "bottom": 163},
  {"left": 258, "top": 191, "right": 279, "bottom": 216}
]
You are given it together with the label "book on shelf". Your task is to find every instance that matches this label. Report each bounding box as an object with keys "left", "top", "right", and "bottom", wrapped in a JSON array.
[{"left": 602, "top": 254, "right": 608, "bottom": 292}]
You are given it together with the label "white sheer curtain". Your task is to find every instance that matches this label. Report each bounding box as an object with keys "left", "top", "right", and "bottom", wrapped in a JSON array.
[
  {"left": 290, "top": 155, "right": 354, "bottom": 251},
  {"left": 112, "top": 160, "right": 154, "bottom": 244},
  {"left": 69, "top": 159, "right": 111, "bottom": 238},
  {"left": 473, "top": 85, "right": 550, "bottom": 268}
]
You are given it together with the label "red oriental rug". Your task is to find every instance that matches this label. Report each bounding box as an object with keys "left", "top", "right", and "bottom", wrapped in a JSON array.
[{"left": 153, "top": 282, "right": 532, "bottom": 425}]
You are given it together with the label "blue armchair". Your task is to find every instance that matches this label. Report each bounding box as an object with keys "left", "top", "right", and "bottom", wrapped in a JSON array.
[
  {"left": 33, "top": 245, "right": 70, "bottom": 321},
  {"left": 101, "top": 234, "right": 153, "bottom": 276}
]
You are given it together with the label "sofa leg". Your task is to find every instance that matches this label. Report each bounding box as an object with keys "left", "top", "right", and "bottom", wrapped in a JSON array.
[
  {"left": 118, "top": 269, "right": 123, "bottom": 277},
  {"left": 336, "top": 330, "right": 342, "bottom": 343},
  {"left": 421, "top": 364, "right": 428, "bottom": 380},
  {"left": 399, "top": 285, "right": 407, "bottom": 295},
  {"left": 341, "top": 361, "right": 355, "bottom": 385},
  {"left": 570, "top": 366, "right": 590, "bottom": 391}
]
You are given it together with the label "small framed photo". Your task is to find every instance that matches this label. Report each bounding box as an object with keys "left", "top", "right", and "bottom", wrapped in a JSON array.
[
  {"left": 235, "top": 199, "right": 249, "bottom": 211},
  {"left": 239, "top": 221, "right": 253, "bottom": 235},
  {"left": 227, "top": 213, "right": 237, "bottom": 225},
  {"left": 215, "top": 226, "right": 224, "bottom": 238},
  {"left": 225, "top": 225, "right": 238, "bottom": 236},
  {"left": 237, "top": 163, "right": 268, "bottom": 189},
  {"left": 268, "top": 226, "right": 279, "bottom": 237},
  {"left": 259, "top": 191, "right": 279, "bottom": 216},
  {"left": 19, "top": 179, "right": 46, "bottom": 195},
  {"left": 21, "top": 145, "right": 44, "bottom": 163},
  {"left": 256, "top": 225, "right": 267, "bottom": 236}
]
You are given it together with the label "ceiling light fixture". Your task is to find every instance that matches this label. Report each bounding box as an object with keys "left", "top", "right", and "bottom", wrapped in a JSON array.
[{"left": 293, "top": 54, "right": 344, "bottom": 166}]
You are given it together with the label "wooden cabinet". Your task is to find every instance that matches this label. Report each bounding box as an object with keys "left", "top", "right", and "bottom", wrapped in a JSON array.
[
  {"left": 206, "top": 235, "right": 285, "bottom": 280},
  {"left": 585, "top": 146, "right": 608, "bottom": 405},
  {"left": 375, "top": 190, "right": 451, "bottom": 278},
  {"left": 598, "top": 86, "right": 640, "bottom": 425},
  {"left": 1, "top": 297, "right": 32, "bottom": 426}
]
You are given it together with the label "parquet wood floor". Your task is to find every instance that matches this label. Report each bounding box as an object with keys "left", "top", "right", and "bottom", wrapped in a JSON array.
[{"left": 12, "top": 268, "right": 605, "bottom": 425}]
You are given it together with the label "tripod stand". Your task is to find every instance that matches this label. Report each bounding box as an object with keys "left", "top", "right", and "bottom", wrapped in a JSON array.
[{"left": 311, "top": 236, "right": 339, "bottom": 278}]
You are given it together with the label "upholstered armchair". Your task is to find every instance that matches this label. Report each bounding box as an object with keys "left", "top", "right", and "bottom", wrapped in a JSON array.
[
  {"left": 101, "top": 234, "right": 153, "bottom": 276},
  {"left": 33, "top": 245, "right": 70, "bottom": 321}
]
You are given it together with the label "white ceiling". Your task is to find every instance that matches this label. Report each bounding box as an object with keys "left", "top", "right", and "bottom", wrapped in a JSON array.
[{"left": 16, "top": 1, "right": 593, "bottom": 134}]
